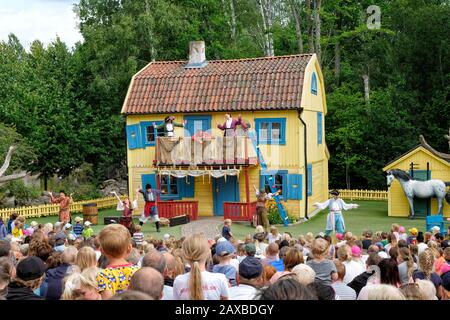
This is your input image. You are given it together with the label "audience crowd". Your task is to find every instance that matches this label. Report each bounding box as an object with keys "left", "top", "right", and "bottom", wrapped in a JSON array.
[{"left": 0, "top": 213, "right": 449, "bottom": 301}]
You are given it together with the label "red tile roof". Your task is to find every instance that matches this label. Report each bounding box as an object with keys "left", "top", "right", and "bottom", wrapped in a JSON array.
[{"left": 122, "top": 54, "right": 313, "bottom": 114}]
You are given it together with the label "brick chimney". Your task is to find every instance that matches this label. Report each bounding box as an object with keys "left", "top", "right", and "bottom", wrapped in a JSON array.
[{"left": 185, "top": 41, "right": 207, "bottom": 68}]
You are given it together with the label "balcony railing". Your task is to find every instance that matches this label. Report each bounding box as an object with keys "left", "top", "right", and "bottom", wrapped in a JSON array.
[
  {"left": 224, "top": 201, "right": 257, "bottom": 222},
  {"left": 155, "top": 135, "right": 257, "bottom": 166},
  {"left": 157, "top": 201, "right": 198, "bottom": 221}
]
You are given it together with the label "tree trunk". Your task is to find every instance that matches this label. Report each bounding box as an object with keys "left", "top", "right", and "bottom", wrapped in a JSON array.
[
  {"left": 289, "top": 0, "right": 304, "bottom": 54},
  {"left": 0, "top": 146, "right": 27, "bottom": 184},
  {"left": 335, "top": 39, "right": 340, "bottom": 85},
  {"left": 145, "top": 0, "right": 157, "bottom": 62},
  {"left": 257, "top": 0, "right": 275, "bottom": 57},
  {"left": 229, "top": 0, "right": 237, "bottom": 43},
  {"left": 345, "top": 159, "right": 351, "bottom": 190},
  {"left": 305, "top": 0, "right": 314, "bottom": 53},
  {"left": 314, "top": 0, "right": 321, "bottom": 63},
  {"left": 44, "top": 172, "right": 48, "bottom": 191},
  {"left": 362, "top": 73, "right": 370, "bottom": 102}
]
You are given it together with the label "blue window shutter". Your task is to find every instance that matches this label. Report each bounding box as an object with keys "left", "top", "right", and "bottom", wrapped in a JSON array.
[
  {"left": 307, "top": 164, "right": 313, "bottom": 196},
  {"left": 311, "top": 72, "right": 318, "bottom": 95},
  {"left": 259, "top": 173, "right": 265, "bottom": 191},
  {"left": 317, "top": 112, "right": 323, "bottom": 144},
  {"left": 141, "top": 174, "right": 156, "bottom": 191},
  {"left": 126, "top": 124, "right": 142, "bottom": 149},
  {"left": 181, "top": 176, "right": 195, "bottom": 198},
  {"left": 288, "top": 174, "right": 303, "bottom": 200}
]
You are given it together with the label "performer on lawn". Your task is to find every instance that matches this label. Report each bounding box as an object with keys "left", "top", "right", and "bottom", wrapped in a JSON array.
[
  {"left": 48, "top": 190, "right": 73, "bottom": 225},
  {"left": 153, "top": 116, "right": 186, "bottom": 137},
  {"left": 253, "top": 185, "right": 281, "bottom": 232},
  {"left": 111, "top": 191, "right": 138, "bottom": 235},
  {"left": 313, "top": 189, "right": 359, "bottom": 236},
  {"left": 136, "top": 184, "right": 163, "bottom": 232}
]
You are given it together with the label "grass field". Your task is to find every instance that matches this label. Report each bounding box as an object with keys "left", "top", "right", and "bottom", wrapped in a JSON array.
[{"left": 32, "top": 200, "right": 431, "bottom": 240}]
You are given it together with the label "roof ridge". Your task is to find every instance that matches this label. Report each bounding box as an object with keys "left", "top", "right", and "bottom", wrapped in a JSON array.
[{"left": 148, "top": 53, "right": 313, "bottom": 65}]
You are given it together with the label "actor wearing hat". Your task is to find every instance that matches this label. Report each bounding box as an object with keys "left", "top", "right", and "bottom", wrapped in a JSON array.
[
  {"left": 153, "top": 116, "right": 185, "bottom": 137},
  {"left": 313, "top": 189, "right": 359, "bottom": 236},
  {"left": 6, "top": 256, "right": 46, "bottom": 300},
  {"left": 137, "top": 184, "right": 163, "bottom": 232}
]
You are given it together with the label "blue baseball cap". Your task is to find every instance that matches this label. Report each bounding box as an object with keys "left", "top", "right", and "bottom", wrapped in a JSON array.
[
  {"left": 215, "top": 240, "right": 235, "bottom": 257},
  {"left": 239, "top": 257, "right": 263, "bottom": 279}
]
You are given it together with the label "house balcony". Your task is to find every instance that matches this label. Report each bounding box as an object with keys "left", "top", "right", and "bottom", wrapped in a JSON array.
[{"left": 155, "top": 135, "right": 258, "bottom": 167}]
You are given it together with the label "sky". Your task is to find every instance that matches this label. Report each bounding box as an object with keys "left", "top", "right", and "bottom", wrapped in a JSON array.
[{"left": 0, "top": 0, "right": 83, "bottom": 50}]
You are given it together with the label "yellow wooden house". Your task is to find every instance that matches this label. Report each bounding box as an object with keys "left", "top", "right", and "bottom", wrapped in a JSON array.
[
  {"left": 383, "top": 146, "right": 450, "bottom": 218},
  {"left": 121, "top": 41, "right": 329, "bottom": 220}
]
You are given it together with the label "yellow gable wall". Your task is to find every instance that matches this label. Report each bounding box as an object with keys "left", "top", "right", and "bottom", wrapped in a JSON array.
[{"left": 385, "top": 149, "right": 450, "bottom": 217}]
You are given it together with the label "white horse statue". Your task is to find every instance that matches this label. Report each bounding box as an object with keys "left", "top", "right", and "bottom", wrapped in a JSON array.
[{"left": 386, "top": 169, "right": 450, "bottom": 219}]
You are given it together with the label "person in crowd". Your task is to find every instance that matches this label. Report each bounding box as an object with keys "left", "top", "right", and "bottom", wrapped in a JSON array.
[
  {"left": 96, "top": 224, "right": 139, "bottom": 299},
  {"left": 397, "top": 247, "right": 417, "bottom": 285},
  {"left": 415, "top": 279, "right": 438, "bottom": 300},
  {"left": 6, "top": 256, "right": 46, "bottom": 300},
  {"left": 313, "top": 189, "right": 359, "bottom": 236},
  {"left": 416, "top": 232, "right": 428, "bottom": 255},
  {"left": 258, "top": 277, "right": 317, "bottom": 300},
  {"left": 332, "top": 260, "right": 357, "bottom": 300},
  {"left": 358, "top": 258, "right": 401, "bottom": 300},
  {"left": 6, "top": 213, "right": 18, "bottom": 235},
  {"left": 366, "top": 284, "right": 405, "bottom": 300},
  {"left": 173, "top": 234, "right": 229, "bottom": 300},
  {"left": 12, "top": 216, "right": 25, "bottom": 241},
  {"left": 132, "top": 224, "right": 144, "bottom": 247},
  {"left": 76, "top": 246, "right": 97, "bottom": 272},
  {"left": 161, "top": 252, "right": 177, "bottom": 300},
  {"left": 262, "top": 243, "right": 283, "bottom": 272},
  {"left": 129, "top": 267, "right": 164, "bottom": 300},
  {"left": 82, "top": 221, "right": 94, "bottom": 239},
  {"left": 306, "top": 238, "right": 337, "bottom": 286},
  {"left": 61, "top": 267, "right": 102, "bottom": 300},
  {"left": 270, "top": 247, "right": 303, "bottom": 283},
  {"left": 412, "top": 249, "right": 442, "bottom": 299},
  {"left": 267, "top": 226, "right": 282, "bottom": 244},
  {"left": 361, "top": 230, "right": 373, "bottom": 250},
  {"left": 342, "top": 245, "right": 366, "bottom": 284},
  {"left": 291, "top": 264, "right": 316, "bottom": 286},
  {"left": 229, "top": 256, "right": 263, "bottom": 300},
  {"left": 398, "top": 226, "right": 408, "bottom": 241},
  {"left": 400, "top": 283, "right": 424, "bottom": 300},
  {"left": 213, "top": 240, "right": 237, "bottom": 286},
  {"left": 441, "top": 271, "right": 450, "bottom": 300},
  {"left": 48, "top": 190, "right": 73, "bottom": 225},
  {"left": 308, "top": 280, "right": 336, "bottom": 300},
  {"left": 73, "top": 217, "right": 84, "bottom": 237},
  {"left": 53, "top": 232, "right": 67, "bottom": 252},
  {"left": 109, "top": 290, "right": 153, "bottom": 300},
  {"left": 0, "top": 218, "right": 7, "bottom": 240},
  {"left": 221, "top": 219, "right": 233, "bottom": 241},
  {"left": 408, "top": 228, "right": 418, "bottom": 246}
]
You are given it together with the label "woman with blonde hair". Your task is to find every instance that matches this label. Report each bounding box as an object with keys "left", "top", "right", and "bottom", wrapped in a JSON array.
[
  {"left": 61, "top": 267, "right": 101, "bottom": 300},
  {"left": 367, "top": 284, "right": 405, "bottom": 300},
  {"left": 76, "top": 246, "right": 97, "bottom": 272},
  {"left": 173, "top": 234, "right": 229, "bottom": 300},
  {"left": 412, "top": 249, "right": 443, "bottom": 299},
  {"left": 397, "top": 247, "right": 417, "bottom": 285}
]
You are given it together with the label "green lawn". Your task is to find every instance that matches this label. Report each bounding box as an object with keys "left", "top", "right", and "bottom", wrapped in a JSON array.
[
  {"left": 33, "top": 208, "right": 183, "bottom": 240},
  {"left": 224, "top": 200, "right": 429, "bottom": 239},
  {"left": 33, "top": 201, "right": 429, "bottom": 241}
]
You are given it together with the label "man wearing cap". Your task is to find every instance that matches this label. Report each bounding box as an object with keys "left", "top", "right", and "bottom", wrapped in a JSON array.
[
  {"left": 313, "top": 189, "right": 359, "bottom": 236},
  {"left": 6, "top": 256, "right": 46, "bottom": 300},
  {"left": 229, "top": 256, "right": 263, "bottom": 300},
  {"left": 54, "top": 232, "right": 67, "bottom": 252},
  {"left": 82, "top": 220, "right": 94, "bottom": 239},
  {"left": 213, "top": 241, "right": 238, "bottom": 286}
]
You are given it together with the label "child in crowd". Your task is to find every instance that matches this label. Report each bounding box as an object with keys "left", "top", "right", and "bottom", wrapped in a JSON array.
[
  {"left": 96, "top": 224, "right": 139, "bottom": 299},
  {"left": 213, "top": 240, "right": 238, "bottom": 286},
  {"left": 132, "top": 224, "right": 144, "bottom": 247},
  {"left": 361, "top": 230, "right": 373, "bottom": 250},
  {"left": 73, "top": 217, "right": 84, "bottom": 237},
  {"left": 222, "top": 219, "right": 233, "bottom": 241},
  {"left": 12, "top": 216, "right": 26, "bottom": 241},
  {"left": 64, "top": 223, "right": 76, "bottom": 239},
  {"left": 173, "top": 234, "right": 230, "bottom": 300},
  {"left": 268, "top": 226, "right": 282, "bottom": 244},
  {"left": 391, "top": 224, "right": 400, "bottom": 241},
  {"left": 408, "top": 228, "right": 418, "bottom": 245},
  {"left": 380, "top": 232, "right": 389, "bottom": 247},
  {"left": 82, "top": 221, "right": 94, "bottom": 239},
  {"left": 398, "top": 226, "right": 407, "bottom": 241},
  {"left": 0, "top": 218, "right": 6, "bottom": 240},
  {"left": 306, "top": 238, "right": 337, "bottom": 286}
]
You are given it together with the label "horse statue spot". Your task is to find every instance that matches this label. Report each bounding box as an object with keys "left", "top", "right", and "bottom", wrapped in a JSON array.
[{"left": 386, "top": 169, "right": 450, "bottom": 219}]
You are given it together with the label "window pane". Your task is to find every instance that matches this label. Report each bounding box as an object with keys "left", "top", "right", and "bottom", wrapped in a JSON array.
[
  {"left": 259, "top": 122, "right": 269, "bottom": 141},
  {"left": 146, "top": 125, "right": 155, "bottom": 142},
  {"left": 271, "top": 123, "right": 281, "bottom": 141}
]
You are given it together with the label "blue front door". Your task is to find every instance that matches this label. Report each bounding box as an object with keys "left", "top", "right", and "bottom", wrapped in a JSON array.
[
  {"left": 212, "top": 176, "right": 240, "bottom": 216},
  {"left": 184, "top": 115, "right": 211, "bottom": 136}
]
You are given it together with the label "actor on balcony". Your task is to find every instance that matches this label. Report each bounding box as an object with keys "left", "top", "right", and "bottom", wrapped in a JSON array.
[
  {"left": 217, "top": 113, "right": 243, "bottom": 137},
  {"left": 153, "top": 116, "right": 186, "bottom": 137}
]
